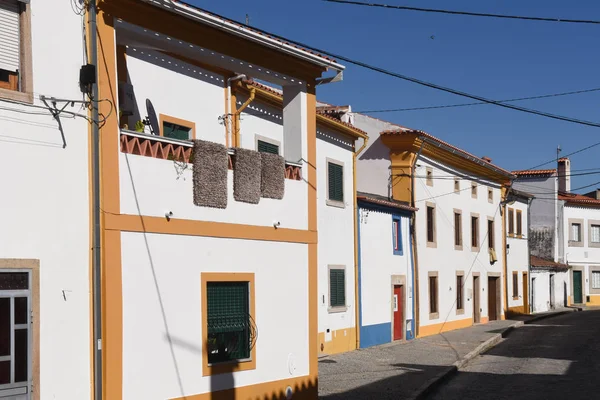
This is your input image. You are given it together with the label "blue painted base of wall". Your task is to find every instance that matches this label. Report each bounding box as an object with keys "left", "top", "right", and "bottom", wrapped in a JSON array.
[{"left": 360, "top": 322, "right": 391, "bottom": 348}]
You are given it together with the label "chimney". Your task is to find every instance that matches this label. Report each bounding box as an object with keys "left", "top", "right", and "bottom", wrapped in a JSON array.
[
  {"left": 558, "top": 157, "right": 571, "bottom": 193},
  {"left": 482, "top": 156, "right": 492, "bottom": 163}
]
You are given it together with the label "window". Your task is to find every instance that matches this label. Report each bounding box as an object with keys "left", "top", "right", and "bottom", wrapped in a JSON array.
[
  {"left": 0, "top": 261, "right": 39, "bottom": 399},
  {"left": 508, "top": 208, "right": 514, "bottom": 235},
  {"left": 454, "top": 211, "right": 462, "bottom": 249},
  {"left": 456, "top": 274, "right": 464, "bottom": 312},
  {"left": 327, "top": 160, "right": 344, "bottom": 206},
  {"left": 329, "top": 267, "right": 346, "bottom": 310},
  {"left": 471, "top": 183, "right": 477, "bottom": 198},
  {"left": 429, "top": 273, "right": 438, "bottom": 318},
  {"left": 0, "top": 0, "right": 31, "bottom": 102},
  {"left": 591, "top": 224, "right": 600, "bottom": 244},
  {"left": 426, "top": 167, "right": 433, "bottom": 186},
  {"left": 512, "top": 272, "right": 519, "bottom": 299},
  {"left": 488, "top": 188, "right": 493, "bottom": 203},
  {"left": 471, "top": 215, "right": 479, "bottom": 249},
  {"left": 257, "top": 139, "right": 279, "bottom": 155},
  {"left": 516, "top": 210, "right": 523, "bottom": 236},
  {"left": 159, "top": 114, "right": 195, "bottom": 141},
  {"left": 201, "top": 273, "right": 255, "bottom": 376},
  {"left": 426, "top": 204, "right": 436, "bottom": 246},
  {"left": 592, "top": 271, "right": 600, "bottom": 290},
  {"left": 572, "top": 224, "right": 582, "bottom": 242},
  {"left": 488, "top": 219, "right": 495, "bottom": 250},
  {"left": 206, "top": 281, "right": 250, "bottom": 364},
  {"left": 454, "top": 178, "right": 460, "bottom": 193},
  {"left": 392, "top": 217, "right": 403, "bottom": 255}
]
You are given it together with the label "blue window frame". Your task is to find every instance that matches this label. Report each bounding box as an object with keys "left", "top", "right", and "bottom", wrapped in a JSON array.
[{"left": 392, "top": 216, "right": 403, "bottom": 255}]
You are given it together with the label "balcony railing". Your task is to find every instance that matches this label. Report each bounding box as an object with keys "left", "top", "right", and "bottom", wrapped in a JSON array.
[{"left": 119, "top": 130, "right": 302, "bottom": 181}]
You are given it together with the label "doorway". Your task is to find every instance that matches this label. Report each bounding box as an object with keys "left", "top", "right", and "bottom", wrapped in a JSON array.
[
  {"left": 549, "top": 274, "right": 555, "bottom": 309},
  {"left": 473, "top": 275, "right": 480, "bottom": 323},
  {"left": 573, "top": 270, "right": 583, "bottom": 304},
  {"left": 488, "top": 276, "right": 500, "bottom": 321},
  {"left": 393, "top": 285, "right": 404, "bottom": 341},
  {"left": 531, "top": 277, "right": 536, "bottom": 312},
  {"left": 522, "top": 273, "right": 529, "bottom": 314}
]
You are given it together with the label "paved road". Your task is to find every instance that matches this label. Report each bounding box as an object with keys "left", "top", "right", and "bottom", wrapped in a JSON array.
[{"left": 431, "top": 310, "right": 600, "bottom": 400}]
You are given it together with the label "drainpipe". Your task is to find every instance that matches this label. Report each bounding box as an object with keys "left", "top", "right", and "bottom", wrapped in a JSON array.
[
  {"left": 409, "top": 138, "right": 425, "bottom": 338},
  {"left": 502, "top": 201, "right": 509, "bottom": 315},
  {"left": 88, "top": 2, "right": 102, "bottom": 400},
  {"left": 233, "top": 85, "right": 256, "bottom": 147},
  {"left": 225, "top": 74, "right": 246, "bottom": 147},
  {"left": 527, "top": 196, "right": 532, "bottom": 313},
  {"left": 353, "top": 135, "right": 368, "bottom": 350}
]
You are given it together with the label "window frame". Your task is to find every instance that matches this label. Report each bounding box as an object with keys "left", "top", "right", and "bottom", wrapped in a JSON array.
[
  {"left": 488, "top": 188, "right": 493, "bottom": 203},
  {"left": 201, "top": 272, "right": 256, "bottom": 376},
  {"left": 392, "top": 216, "right": 403, "bottom": 256},
  {"left": 568, "top": 218, "right": 584, "bottom": 247},
  {"left": 426, "top": 202, "right": 437, "bottom": 248},
  {"left": 326, "top": 158, "right": 345, "bottom": 208},
  {"left": 507, "top": 208, "right": 515, "bottom": 236},
  {"left": 512, "top": 272, "right": 519, "bottom": 299},
  {"left": 471, "top": 213, "right": 480, "bottom": 251},
  {"left": 589, "top": 267, "right": 600, "bottom": 294},
  {"left": 487, "top": 217, "right": 495, "bottom": 250},
  {"left": 255, "top": 135, "right": 281, "bottom": 155},
  {"left": 159, "top": 114, "right": 196, "bottom": 141},
  {"left": 428, "top": 272, "right": 439, "bottom": 319},
  {"left": 516, "top": 209, "right": 523, "bottom": 237},
  {"left": 0, "top": 1, "right": 32, "bottom": 103},
  {"left": 453, "top": 209, "right": 463, "bottom": 251},
  {"left": 454, "top": 178, "right": 460, "bottom": 193},
  {"left": 456, "top": 271, "right": 464, "bottom": 315},
  {"left": 426, "top": 167, "right": 433, "bottom": 186},
  {"left": 471, "top": 182, "right": 477, "bottom": 199},
  {"left": 588, "top": 220, "right": 600, "bottom": 248},
  {"left": 328, "top": 265, "right": 347, "bottom": 313},
  {"left": 0, "top": 259, "right": 39, "bottom": 400}
]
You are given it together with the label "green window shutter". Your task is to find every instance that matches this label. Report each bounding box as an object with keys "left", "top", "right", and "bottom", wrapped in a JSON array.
[
  {"left": 329, "top": 269, "right": 345, "bottom": 307},
  {"left": 328, "top": 162, "right": 344, "bottom": 202},
  {"left": 206, "top": 282, "right": 250, "bottom": 363},
  {"left": 257, "top": 140, "right": 279, "bottom": 155},
  {"left": 163, "top": 121, "right": 192, "bottom": 140}
]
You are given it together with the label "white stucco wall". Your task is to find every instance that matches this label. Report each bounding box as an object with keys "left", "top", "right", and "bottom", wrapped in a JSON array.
[
  {"left": 358, "top": 208, "right": 413, "bottom": 327},
  {"left": 121, "top": 232, "right": 309, "bottom": 399},
  {"left": 414, "top": 157, "right": 505, "bottom": 327},
  {"left": 316, "top": 127, "right": 356, "bottom": 339},
  {"left": 507, "top": 198, "right": 529, "bottom": 310},
  {"left": 0, "top": 1, "right": 91, "bottom": 398},
  {"left": 530, "top": 270, "right": 569, "bottom": 313}
]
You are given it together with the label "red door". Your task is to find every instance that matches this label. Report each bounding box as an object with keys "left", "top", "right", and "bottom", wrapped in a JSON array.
[{"left": 393, "top": 285, "right": 403, "bottom": 340}]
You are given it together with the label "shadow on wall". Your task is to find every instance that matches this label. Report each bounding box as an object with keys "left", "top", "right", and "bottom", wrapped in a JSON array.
[{"left": 358, "top": 136, "right": 391, "bottom": 161}]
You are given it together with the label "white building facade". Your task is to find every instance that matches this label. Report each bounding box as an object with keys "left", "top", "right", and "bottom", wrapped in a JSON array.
[
  {"left": 530, "top": 256, "right": 570, "bottom": 313},
  {"left": 356, "top": 194, "right": 416, "bottom": 348},
  {"left": 0, "top": 1, "right": 92, "bottom": 398}
]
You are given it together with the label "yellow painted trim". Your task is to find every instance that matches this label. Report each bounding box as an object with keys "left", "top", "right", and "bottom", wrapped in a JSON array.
[
  {"left": 234, "top": 86, "right": 255, "bottom": 147},
  {"left": 306, "top": 83, "right": 318, "bottom": 378},
  {"left": 201, "top": 273, "right": 256, "bottom": 376},
  {"left": 508, "top": 305, "right": 526, "bottom": 314},
  {"left": 104, "top": 214, "right": 317, "bottom": 244},
  {"left": 586, "top": 295, "right": 600, "bottom": 306},
  {"left": 480, "top": 316, "right": 490, "bottom": 324},
  {"left": 418, "top": 317, "right": 473, "bottom": 337},
  {"left": 169, "top": 376, "right": 318, "bottom": 400},
  {"left": 502, "top": 204, "right": 509, "bottom": 313},
  {"left": 318, "top": 327, "right": 357, "bottom": 355},
  {"left": 159, "top": 113, "right": 196, "bottom": 140}
]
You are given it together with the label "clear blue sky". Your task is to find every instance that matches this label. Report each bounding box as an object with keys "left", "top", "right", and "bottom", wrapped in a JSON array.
[{"left": 191, "top": 0, "right": 600, "bottom": 193}]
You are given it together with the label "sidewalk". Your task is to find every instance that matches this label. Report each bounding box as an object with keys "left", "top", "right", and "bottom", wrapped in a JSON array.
[{"left": 318, "top": 310, "right": 575, "bottom": 400}]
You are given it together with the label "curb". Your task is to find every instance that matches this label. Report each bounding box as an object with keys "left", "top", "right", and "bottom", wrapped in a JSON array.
[{"left": 409, "top": 310, "right": 574, "bottom": 400}]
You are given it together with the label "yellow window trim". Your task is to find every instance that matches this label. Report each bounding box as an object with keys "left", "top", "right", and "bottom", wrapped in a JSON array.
[
  {"left": 201, "top": 272, "right": 256, "bottom": 376},
  {"left": 159, "top": 113, "right": 196, "bottom": 140}
]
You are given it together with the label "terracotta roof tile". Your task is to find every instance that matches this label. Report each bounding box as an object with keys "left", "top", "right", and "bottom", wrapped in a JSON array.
[
  {"left": 513, "top": 169, "right": 557, "bottom": 176},
  {"left": 357, "top": 193, "right": 418, "bottom": 212},
  {"left": 530, "top": 255, "right": 569, "bottom": 271},
  {"left": 381, "top": 129, "right": 514, "bottom": 178},
  {"left": 558, "top": 191, "right": 600, "bottom": 207}
]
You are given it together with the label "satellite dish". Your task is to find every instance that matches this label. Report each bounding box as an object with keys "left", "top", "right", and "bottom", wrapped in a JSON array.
[{"left": 144, "top": 99, "right": 160, "bottom": 135}]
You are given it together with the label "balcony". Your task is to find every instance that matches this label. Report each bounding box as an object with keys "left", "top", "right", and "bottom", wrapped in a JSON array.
[{"left": 119, "top": 130, "right": 302, "bottom": 180}]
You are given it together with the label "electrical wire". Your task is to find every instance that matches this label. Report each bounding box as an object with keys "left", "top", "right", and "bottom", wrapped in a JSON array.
[
  {"left": 324, "top": 0, "right": 600, "bottom": 25},
  {"left": 417, "top": 170, "right": 600, "bottom": 181},
  {"left": 357, "top": 87, "right": 600, "bottom": 114},
  {"left": 526, "top": 140, "right": 600, "bottom": 170}
]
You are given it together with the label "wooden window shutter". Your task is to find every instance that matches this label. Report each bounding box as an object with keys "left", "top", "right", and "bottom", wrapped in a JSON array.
[
  {"left": 257, "top": 140, "right": 279, "bottom": 155},
  {"left": 329, "top": 269, "right": 345, "bottom": 307},
  {"left": 328, "top": 162, "right": 343, "bottom": 202}
]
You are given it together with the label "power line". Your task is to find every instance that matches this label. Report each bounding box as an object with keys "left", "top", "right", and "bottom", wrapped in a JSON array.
[
  {"left": 324, "top": 0, "right": 600, "bottom": 25},
  {"left": 357, "top": 88, "right": 600, "bottom": 113},
  {"left": 526, "top": 140, "right": 600, "bottom": 170}
]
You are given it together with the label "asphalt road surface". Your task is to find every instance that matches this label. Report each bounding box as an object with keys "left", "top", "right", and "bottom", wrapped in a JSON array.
[{"left": 431, "top": 310, "right": 600, "bottom": 399}]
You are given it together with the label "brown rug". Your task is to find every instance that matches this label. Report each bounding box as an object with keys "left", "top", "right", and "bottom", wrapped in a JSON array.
[
  {"left": 233, "top": 148, "right": 262, "bottom": 204},
  {"left": 261, "top": 152, "right": 285, "bottom": 200},
  {"left": 193, "top": 140, "right": 228, "bottom": 208}
]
